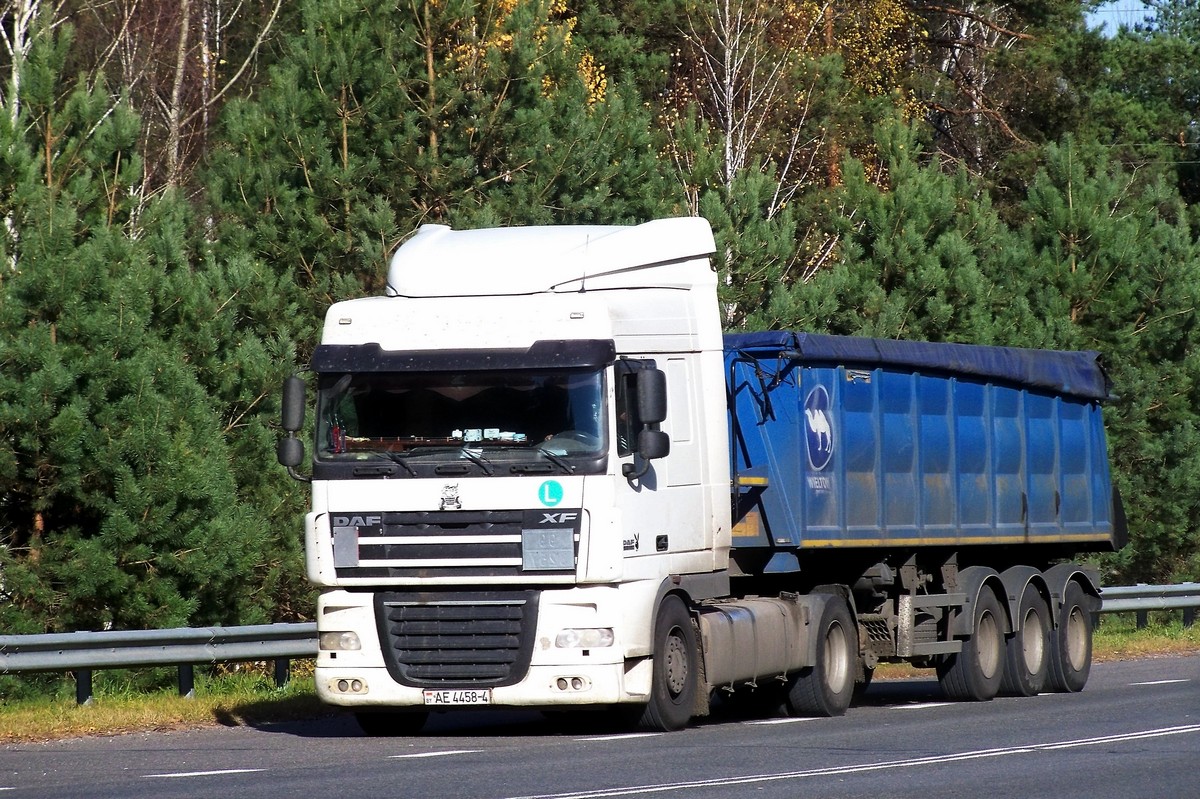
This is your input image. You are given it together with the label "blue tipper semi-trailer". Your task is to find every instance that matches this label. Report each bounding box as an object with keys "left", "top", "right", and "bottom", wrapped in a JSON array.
[{"left": 719, "top": 330, "right": 1126, "bottom": 713}]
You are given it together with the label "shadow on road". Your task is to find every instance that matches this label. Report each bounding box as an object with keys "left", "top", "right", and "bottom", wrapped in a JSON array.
[{"left": 239, "top": 676, "right": 949, "bottom": 740}]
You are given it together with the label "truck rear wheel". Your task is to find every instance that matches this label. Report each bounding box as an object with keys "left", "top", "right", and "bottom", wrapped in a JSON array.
[
  {"left": 1047, "top": 580, "right": 1093, "bottom": 693},
  {"left": 354, "top": 710, "right": 429, "bottom": 736},
  {"left": 937, "top": 585, "right": 1004, "bottom": 701},
  {"left": 636, "top": 595, "right": 698, "bottom": 732},
  {"left": 1000, "top": 583, "right": 1051, "bottom": 696},
  {"left": 786, "top": 596, "right": 856, "bottom": 717}
]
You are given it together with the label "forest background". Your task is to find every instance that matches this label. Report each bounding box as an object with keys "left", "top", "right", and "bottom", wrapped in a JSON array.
[{"left": 1, "top": 0, "right": 1198, "bottom": 641}]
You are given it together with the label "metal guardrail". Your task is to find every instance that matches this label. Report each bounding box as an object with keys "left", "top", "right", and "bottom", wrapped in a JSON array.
[
  {"left": 1095, "top": 582, "right": 1200, "bottom": 614},
  {"left": 0, "top": 623, "right": 317, "bottom": 705},
  {"left": 0, "top": 585, "right": 1195, "bottom": 705}
]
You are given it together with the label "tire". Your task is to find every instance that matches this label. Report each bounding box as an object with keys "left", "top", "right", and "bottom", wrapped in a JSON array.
[
  {"left": 635, "top": 595, "right": 699, "bottom": 732},
  {"left": 1047, "top": 580, "right": 1093, "bottom": 693},
  {"left": 1000, "top": 583, "right": 1051, "bottom": 697},
  {"left": 354, "top": 710, "right": 429, "bottom": 736},
  {"left": 786, "top": 596, "right": 857, "bottom": 717},
  {"left": 937, "top": 585, "right": 1005, "bottom": 701}
]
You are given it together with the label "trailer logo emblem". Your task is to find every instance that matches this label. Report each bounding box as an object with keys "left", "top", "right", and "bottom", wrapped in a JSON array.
[
  {"left": 804, "top": 386, "right": 835, "bottom": 471},
  {"left": 538, "top": 480, "right": 564, "bottom": 507}
]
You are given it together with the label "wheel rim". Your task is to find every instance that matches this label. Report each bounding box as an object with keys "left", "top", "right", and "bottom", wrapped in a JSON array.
[
  {"left": 664, "top": 627, "right": 689, "bottom": 698},
  {"left": 1022, "top": 606, "right": 1045, "bottom": 673},
  {"left": 978, "top": 610, "right": 1002, "bottom": 679},
  {"left": 824, "top": 621, "right": 850, "bottom": 691},
  {"left": 1065, "top": 606, "right": 1088, "bottom": 671}
]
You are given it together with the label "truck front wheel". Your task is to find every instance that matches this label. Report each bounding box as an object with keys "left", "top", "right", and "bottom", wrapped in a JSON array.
[
  {"left": 786, "top": 596, "right": 856, "bottom": 717},
  {"left": 636, "top": 595, "right": 698, "bottom": 732}
]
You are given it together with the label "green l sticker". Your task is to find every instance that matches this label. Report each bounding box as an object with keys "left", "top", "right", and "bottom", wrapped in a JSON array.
[{"left": 538, "top": 480, "right": 564, "bottom": 507}]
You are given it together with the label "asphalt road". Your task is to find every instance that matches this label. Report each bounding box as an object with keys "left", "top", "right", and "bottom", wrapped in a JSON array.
[{"left": 3, "top": 654, "right": 1197, "bottom": 799}]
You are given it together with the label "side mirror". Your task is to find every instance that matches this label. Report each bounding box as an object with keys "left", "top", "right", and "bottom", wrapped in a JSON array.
[
  {"left": 278, "top": 376, "right": 310, "bottom": 482},
  {"left": 636, "top": 369, "right": 667, "bottom": 425},
  {"left": 637, "top": 429, "right": 670, "bottom": 460},
  {"left": 277, "top": 436, "right": 305, "bottom": 468},
  {"left": 623, "top": 370, "right": 670, "bottom": 480},
  {"left": 282, "top": 375, "right": 306, "bottom": 432}
]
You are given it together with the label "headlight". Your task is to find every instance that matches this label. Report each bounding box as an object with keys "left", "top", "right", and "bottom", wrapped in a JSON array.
[
  {"left": 555, "top": 628, "right": 615, "bottom": 648},
  {"left": 319, "top": 631, "right": 362, "bottom": 651}
]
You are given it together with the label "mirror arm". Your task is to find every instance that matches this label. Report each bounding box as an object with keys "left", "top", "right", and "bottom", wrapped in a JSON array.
[{"left": 622, "top": 459, "right": 651, "bottom": 481}]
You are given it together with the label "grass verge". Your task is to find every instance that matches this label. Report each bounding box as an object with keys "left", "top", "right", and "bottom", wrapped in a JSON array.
[
  {"left": 1, "top": 616, "right": 1196, "bottom": 744},
  {"left": 0, "top": 667, "right": 331, "bottom": 744}
]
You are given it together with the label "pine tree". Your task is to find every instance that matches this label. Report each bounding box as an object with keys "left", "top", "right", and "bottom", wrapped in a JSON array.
[
  {"left": 1017, "top": 139, "right": 1200, "bottom": 582},
  {"left": 0, "top": 25, "right": 301, "bottom": 633},
  {"left": 745, "top": 120, "right": 1038, "bottom": 344},
  {"left": 205, "top": 0, "right": 678, "bottom": 334}
]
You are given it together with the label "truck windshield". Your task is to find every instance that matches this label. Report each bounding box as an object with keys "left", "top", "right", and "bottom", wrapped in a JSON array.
[{"left": 315, "top": 369, "right": 606, "bottom": 466}]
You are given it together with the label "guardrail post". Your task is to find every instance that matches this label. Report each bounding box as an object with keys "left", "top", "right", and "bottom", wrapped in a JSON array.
[
  {"left": 178, "top": 664, "right": 195, "bottom": 698},
  {"left": 1185, "top": 607, "right": 1195, "bottom": 628},
  {"left": 1136, "top": 610, "right": 1148, "bottom": 629},
  {"left": 273, "top": 658, "right": 291, "bottom": 688},
  {"left": 74, "top": 669, "right": 93, "bottom": 706}
]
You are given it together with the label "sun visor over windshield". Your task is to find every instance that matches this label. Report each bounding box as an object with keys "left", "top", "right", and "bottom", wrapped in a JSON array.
[{"left": 311, "top": 339, "right": 617, "bottom": 373}]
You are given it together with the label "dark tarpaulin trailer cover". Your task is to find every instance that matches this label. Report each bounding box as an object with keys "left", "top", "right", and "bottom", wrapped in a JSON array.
[{"left": 723, "top": 331, "right": 1112, "bottom": 402}]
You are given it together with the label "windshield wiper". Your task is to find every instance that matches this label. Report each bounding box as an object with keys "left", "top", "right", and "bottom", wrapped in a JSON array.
[
  {"left": 534, "top": 446, "right": 576, "bottom": 474},
  {"left": 383, "top": 451, "right": 417, "bottom": 477},
  {"left": 458, "top": 447, "right": 495, "bottom": 476}
]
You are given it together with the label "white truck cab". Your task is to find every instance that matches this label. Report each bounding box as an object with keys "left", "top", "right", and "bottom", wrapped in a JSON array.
[{"left": 279, "top": 218, "right": 734, "bottom": 732}]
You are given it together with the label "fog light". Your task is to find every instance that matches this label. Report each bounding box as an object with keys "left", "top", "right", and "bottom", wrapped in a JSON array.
[
  {"left": 338, "top": 679, "right": 350, "bottom": 692},
  {"left": 319, "top": 631, "right": 362, "bottom": 651},
  {"left": 555, "top": 628, "right": 614, "bottom": 648}
]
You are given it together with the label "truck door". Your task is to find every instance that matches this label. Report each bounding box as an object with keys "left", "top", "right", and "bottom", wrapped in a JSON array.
[{"left": 614, "top": 358, "right": 707, "bottom": 559}]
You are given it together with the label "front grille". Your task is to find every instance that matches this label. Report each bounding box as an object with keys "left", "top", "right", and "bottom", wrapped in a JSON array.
[
  {"left": 335, "top": 510, "right": 580, "bottom": 580},
  {"left": 375, "top": 591, "right": 539, "bottom": 687}
]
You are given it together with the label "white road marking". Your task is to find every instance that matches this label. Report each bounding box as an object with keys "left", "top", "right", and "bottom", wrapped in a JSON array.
[
  {"left": 144, "top": 769, "right": 265, "bottom": 779},
  {"left": 578, "top": 733, "right": 662, "bottom": 742},
  {"left": 390, "top": 749, "right": 481, "bottom": 759},
  {"left": 504, "top": 724, "right": 1200, "bottom": 799},
  {"left": 745, "top": 717, "right": 816, "bottom": 725},
  {"left": 890, "top": 702, "right": 955, "bottom": 710},
  {"left": 1131, "top": 679, "right": 1190, "bottom": 686}
]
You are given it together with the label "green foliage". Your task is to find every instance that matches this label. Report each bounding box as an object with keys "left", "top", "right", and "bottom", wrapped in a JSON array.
[
  {"left": 4, "top": 0, "right": 1200, "bottom": 631},
  {"left": 1017, "top": 140, "right": 1200, "bottom": 582},
  {"left": 0, "top": 27, "right": 307, "bottom": 634},
  {"left": 206, "top": 0, "right": 678, "bottom": 330},
  {"left": 752, "top": 121, "right": 1040, "bottom": 344}
]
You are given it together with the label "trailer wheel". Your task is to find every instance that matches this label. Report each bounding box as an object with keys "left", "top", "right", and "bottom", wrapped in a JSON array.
[
  {"left": 1047, "top": 580, "right": 1093, "bottom": 693},
  {"left": 937, "top": 585, "right": 1004, "bottom": 701},
  {"left": 786, "top": 596, "right": 856, "bottom": 717},
  {"left": 1000, "top": 584, "right": 1050, "bottom": 697},
  {"left": 354, "top": 710, "right": 429, "bottom": 736},
  {"left": 636, "top": 595, "right": 698, "bottom": 731}
]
